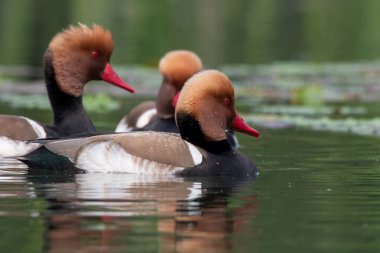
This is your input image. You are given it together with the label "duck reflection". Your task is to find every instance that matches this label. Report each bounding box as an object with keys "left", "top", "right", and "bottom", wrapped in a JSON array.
[{"left": 29, "top": 172, "right": 258, "bottom": 253}]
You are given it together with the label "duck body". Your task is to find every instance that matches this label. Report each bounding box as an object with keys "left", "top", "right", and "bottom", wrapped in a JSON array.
[
  {"left": 21, "top": 70, "right": 259, "bottom": 176},
  {"left": 22, "top": 132, "right": 256, "bottom": 176},
  {"left": 0, "top": 24, "right": 134, "bottom": 157}
]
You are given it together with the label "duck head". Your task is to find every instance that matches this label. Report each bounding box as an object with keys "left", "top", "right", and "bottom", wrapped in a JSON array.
[
  {"left": 175, "top": 70, "right": 259, "bottom": 150},
  {"left": 156, "top": 50, "right": 203, "bottom": 118},
  {"left": 46, "top": 23, "right": 134, "bottom": 97}
]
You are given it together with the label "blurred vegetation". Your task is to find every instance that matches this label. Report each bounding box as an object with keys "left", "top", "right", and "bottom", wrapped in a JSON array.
[
  {"left": 2, "top": 0, "right": 380, "bottom": 137},
  {"left": 1, "top": 0, "right": 380, "bottom": 66}
]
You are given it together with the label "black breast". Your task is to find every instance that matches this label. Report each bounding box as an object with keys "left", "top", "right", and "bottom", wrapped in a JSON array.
[{"left": 177, "top": 149, "right": 257, "bottom": 177}]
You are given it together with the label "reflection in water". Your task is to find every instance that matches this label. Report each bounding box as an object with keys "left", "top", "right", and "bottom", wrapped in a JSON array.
[
  {"left": 26, "top": 172, "right": 258, "bottom": 253},
  {"left": 0, "top": 159, "right": 27, "bottom": 170},
  {"left": 2, "top": 128, "right": 380, "bottom": 252}
]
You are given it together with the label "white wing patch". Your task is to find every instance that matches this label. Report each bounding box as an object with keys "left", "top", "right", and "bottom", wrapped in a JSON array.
[
  {"left": 75, "top": 140, "right": 185, "bottom": 175},
  {"left": 0, "top": 136, "right": 41, "bottom": 157},
  {"left": 185, "top": 142, "right": 202, "bottom": 165},
  {"left": 22, "top": 117, "right": 46, "bottom": 138},
  {"left": 115, "top": 116, "right": 132, "bottom": 132},
  {"left": 135, "top": 108, "right": 157, "bottom": 128}
]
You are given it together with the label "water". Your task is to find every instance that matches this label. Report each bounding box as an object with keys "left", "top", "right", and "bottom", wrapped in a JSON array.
[
  {"left": 0, "top": 117, "right": 380, "bottom": 252},
  {"left": 2, "top": 62, "right": 380, "bottom": 252}
]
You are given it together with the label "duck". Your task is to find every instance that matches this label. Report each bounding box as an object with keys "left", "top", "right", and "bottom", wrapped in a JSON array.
[
  {"left": 0, "top": 24, "right": 135, "bottom": 157},
  {"left": 115, "top": 50, "right": 202, "bottom": 133},
  {"left": 115, "top": 50, "right": 240, "bottom": 148},
  {"left": 21, "top": 70, "right": 260, "bottom": 176}
]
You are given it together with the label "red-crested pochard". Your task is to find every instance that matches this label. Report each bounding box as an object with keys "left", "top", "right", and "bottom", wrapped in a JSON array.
[
  {"left": 0, "top": 24, "right": 135, "bottom": 157},
  {"left": 115, "top": 50, "right": 239, "bottom": 148},
  {"left": 115, "top": 50, "right": 202, "bottom": 133},
  {"left": 21, "top": 70, "right": 260, "bottom": 176}
]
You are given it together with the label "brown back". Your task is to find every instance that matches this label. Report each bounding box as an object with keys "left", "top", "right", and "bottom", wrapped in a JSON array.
[{"left": 0, "top": 116, "right": 40, "bottom": 140}]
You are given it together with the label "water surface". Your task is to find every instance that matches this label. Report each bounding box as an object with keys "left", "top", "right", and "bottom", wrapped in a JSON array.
[
  {"left": 1, "top": 63, "right": 380, "bottom": 252},
  {"left": 1, "top": 125, "right": 379, "bottom": 252}
]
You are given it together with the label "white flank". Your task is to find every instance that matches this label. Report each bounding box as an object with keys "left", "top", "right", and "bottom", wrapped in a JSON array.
[
  {"left": 76, "top": 140, "right": 185, "bottom": 174},
  {"left": 0, "top": 136, "right": 41, "bottom": 158},
  {"left": 135, "top": 108, "right": 157, "bottom": 128},
  {"left": 185, "top": 142, "right": 203, "bottom": 165},
  {"left": 115, "top": 116, "right": 132, "bottom": 132},
  {"left": 22, "top": 117, "right": 47, "bottom": 138}
]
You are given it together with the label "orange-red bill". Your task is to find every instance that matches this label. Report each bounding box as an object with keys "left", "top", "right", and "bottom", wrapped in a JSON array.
[
  {"left": 231, "top": 113, "right": 260, "bottom": 138},
  {"left": 101, "top": 63, "right": 135, "bottom": 93}
]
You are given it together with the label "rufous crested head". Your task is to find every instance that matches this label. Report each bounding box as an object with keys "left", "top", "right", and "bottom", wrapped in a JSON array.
[
  {"left": 176, "top": 70, "right": 235, "bottom": 141},
  {"left": 46, "top": 24, "right": 115, "bottom": 97},
  {"left": 177, "top": 70, "right": 235, "bottom": 115},
  {"left": 159, "top": 50, "right": 203, "bottom": 89},
  {"left": 49, "top": 23, "right": 113, "bottom": 59},
  {"left": 176, "top": 70, "right": 260, "bottom": 141}
]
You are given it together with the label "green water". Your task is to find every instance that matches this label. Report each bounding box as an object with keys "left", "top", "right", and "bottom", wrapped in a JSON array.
[
  {"left": 1, "top": 62, "right": 380, "bottom": 252},
  {"left": 1, "top": 94, "right": 380, "bottom": 252}
]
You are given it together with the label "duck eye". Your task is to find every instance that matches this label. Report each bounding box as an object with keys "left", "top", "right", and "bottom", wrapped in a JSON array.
[
  {"left": 223, "top": 97, "right": 231, "bottom": 106},
  {"left": 91, "top": 50, "right": 100, "bottom": 60}
]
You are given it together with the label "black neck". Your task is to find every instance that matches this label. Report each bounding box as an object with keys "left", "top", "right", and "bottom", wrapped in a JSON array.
[
  {"left": 44, "top": 51, "right": 95, "bottom": 136},
  {"left": 176, "top": 112, "right": 232, "bottom": 153}
]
